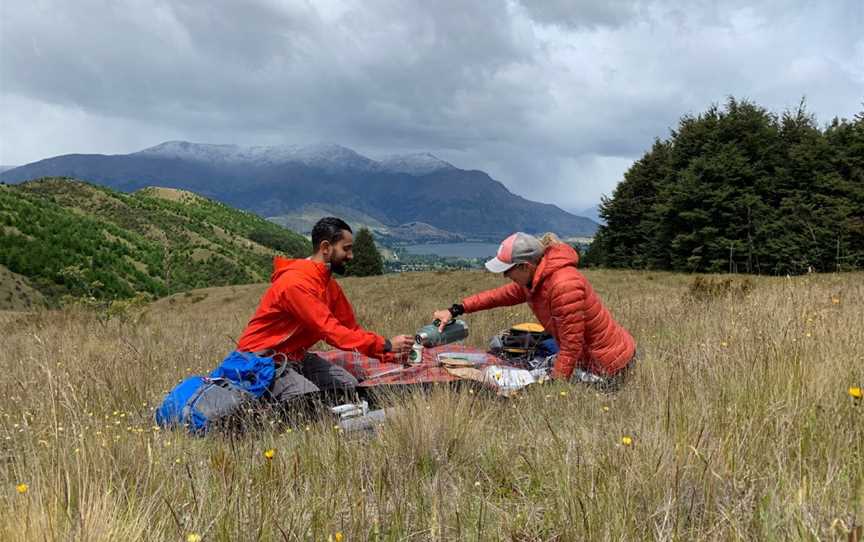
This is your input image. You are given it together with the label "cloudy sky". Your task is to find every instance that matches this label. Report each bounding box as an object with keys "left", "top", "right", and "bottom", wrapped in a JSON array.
[{"left": 1, "top": 0, "right": 862, "bottom": 212}]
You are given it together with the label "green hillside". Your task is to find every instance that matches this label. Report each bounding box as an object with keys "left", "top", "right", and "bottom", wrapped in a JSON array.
[
  {"left": 0, "top": 264, "right": 46, "bottom": 310},
  {"left": 0, "top": 178, "right": 310, "bottom": 304}
]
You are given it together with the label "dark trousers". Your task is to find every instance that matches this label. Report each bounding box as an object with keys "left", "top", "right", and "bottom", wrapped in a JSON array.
[{"left": 267, "top": 353, "right": 359, "bottom": 404}]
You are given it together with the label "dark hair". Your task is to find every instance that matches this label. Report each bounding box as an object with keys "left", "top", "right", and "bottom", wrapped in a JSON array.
[{"left": 311, "top": 217, "right": 352, "bottom": 252}]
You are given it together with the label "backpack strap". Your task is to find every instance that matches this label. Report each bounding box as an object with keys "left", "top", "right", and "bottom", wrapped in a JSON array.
[{"left": 180, "top": 377, "right": 223, "bottom": 425}]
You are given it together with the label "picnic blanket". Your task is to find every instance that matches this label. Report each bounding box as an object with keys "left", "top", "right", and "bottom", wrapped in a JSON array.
[{"left": 314, "top": 344, "right": 547, "bottom": 393}]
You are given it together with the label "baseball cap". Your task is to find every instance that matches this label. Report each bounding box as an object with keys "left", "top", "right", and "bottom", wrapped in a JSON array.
[{"left": 485, "top": 232, "right": 544, "bottom": 273}]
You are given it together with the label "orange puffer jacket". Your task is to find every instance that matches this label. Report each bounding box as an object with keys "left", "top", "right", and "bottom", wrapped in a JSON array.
[
  {"left": 462, "top": 243, "right": 635, "bottom": 379},
  {"left": 236, "top": 257, "right": 386, "bottom": 361}
]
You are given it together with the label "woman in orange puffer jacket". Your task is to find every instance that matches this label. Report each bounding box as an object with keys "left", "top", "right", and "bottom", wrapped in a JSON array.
[{"left": 433, "top": 232, "right": 637, "bottom": 388}]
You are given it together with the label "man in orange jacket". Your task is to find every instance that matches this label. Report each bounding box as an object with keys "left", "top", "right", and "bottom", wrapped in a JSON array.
[{"left": 236, "top": 217, "right": 414, "bottom": 402}]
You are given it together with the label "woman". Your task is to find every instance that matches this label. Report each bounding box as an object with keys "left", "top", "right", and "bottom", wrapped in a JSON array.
[{"left": 433, "top": 232, "right": 637, "bottom": 389}]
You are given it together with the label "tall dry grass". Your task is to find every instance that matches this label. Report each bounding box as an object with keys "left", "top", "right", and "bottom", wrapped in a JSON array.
[{"left": 1, "top": 269, "right": 862, "bottom": 541}]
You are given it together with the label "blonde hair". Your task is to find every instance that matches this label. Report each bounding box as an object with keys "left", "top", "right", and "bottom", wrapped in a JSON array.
[{"left": 539, "top": 232, "right": 563, "bottom": 248}]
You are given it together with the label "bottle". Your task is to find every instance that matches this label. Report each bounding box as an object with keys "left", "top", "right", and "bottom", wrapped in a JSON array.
[{"left": 414, "top": 319, "right": 469, "bottom": 347}]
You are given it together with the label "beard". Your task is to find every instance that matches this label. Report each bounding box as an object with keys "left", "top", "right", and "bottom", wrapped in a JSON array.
[{"left": 329, "top": 260, "right": 347, "bottom": 276}]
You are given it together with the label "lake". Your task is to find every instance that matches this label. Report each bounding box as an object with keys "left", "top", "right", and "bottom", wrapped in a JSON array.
[{"left": 403, "top": 242, "right": 500, "bottom": 258}]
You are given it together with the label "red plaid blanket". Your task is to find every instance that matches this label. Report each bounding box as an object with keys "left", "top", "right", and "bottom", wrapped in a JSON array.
[{"left": 314, "top": 344, "right": 502, "bottom": 386}]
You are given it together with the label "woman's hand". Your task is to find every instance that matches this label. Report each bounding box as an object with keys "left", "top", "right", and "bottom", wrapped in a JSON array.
[{"left": 432, "top": 309, "right": 453, "bottom": 331}]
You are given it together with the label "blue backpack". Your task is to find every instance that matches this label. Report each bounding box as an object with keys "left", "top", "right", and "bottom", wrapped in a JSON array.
[{"left": 155, "top": 351, "right": 277, "bottom": 434}]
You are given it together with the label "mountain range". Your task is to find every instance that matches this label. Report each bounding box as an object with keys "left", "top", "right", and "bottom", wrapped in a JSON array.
[{"left": 0, "top": 141, "right": 598, "bottom": 241}]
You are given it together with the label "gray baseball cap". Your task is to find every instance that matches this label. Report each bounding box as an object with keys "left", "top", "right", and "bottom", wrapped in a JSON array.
[{"left": 485, "top": 232, "right": 544, "bottom": 273}]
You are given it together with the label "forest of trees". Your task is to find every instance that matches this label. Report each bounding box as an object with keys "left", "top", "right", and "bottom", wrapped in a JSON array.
[{"left": 585, "top": 98, "right": 864, "bottom": 274}]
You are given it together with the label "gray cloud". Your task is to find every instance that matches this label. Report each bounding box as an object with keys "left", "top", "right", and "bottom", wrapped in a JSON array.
[
  {"left": 516, "top": 0, "right": 641, "bottom": 29},
  {"left": 1, "top": 0, "right": 862, "bottom": 210}
]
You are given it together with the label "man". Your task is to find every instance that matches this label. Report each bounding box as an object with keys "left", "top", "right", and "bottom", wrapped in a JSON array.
[
  {"left": 433, "top": 232, "right": 637, "bottom": 390},
  {"left": 236, "top": 217, "right": 414, "bottom": 402}
]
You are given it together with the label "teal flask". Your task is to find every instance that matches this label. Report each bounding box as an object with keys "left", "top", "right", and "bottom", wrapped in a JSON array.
[{"left": 414, "top": 319, "right": 469, "bottom": 347}]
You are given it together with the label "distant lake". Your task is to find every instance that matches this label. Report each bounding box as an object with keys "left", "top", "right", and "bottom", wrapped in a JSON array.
[{"left": 403, "top": 242, "right": 500, "bottom": 258}]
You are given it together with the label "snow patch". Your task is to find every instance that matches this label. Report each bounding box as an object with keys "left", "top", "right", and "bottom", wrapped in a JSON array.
[
  {"left": 135, "top": 141, "right": 453, "bottom": 175},
  {"left": 376, "top": 153, "right": 455, "bottom": 175},
  {"left": 135, "top": 141, "right": 375, "bottom": 171}
]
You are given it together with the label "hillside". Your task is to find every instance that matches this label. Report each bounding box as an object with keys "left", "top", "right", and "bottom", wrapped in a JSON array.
[
  {"left": 267, "top": 202, "right": 389, "bottom": 236},
  {"left": 377, "top": 221, "right": 464, "bottom": 243},
  {"left": 268, "top": 204, "right": 464, "bottom": 244},
  {"left": 0, "top": 141, "right": 599, "bottom": 240},
  {"left": 0, "top": 264, "right": 46, "bottom": 310},
  {"left": 0, "top": 178, "right": 310, "bottom": 303},
  {"left": 2, "top": 269, "right": 862, "bottom": 539}
]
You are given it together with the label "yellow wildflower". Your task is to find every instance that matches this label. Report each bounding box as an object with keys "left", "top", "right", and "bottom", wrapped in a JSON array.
[
  {"left": 264, "top": 448, "right": 276, "bottom": 460},
  {"left": 335, "top": 532, "right": 344, "bottom": 542},
  {"left": 620, "top": 436, "right": 633, "bottom": 447},
  {"left": 16, "top": 483, "right": 28, "bottom": 494},
  {"left": 849, "top": 387, "right": 863, "bottom": 399},
  {"left": 186, "top": 534, "right": 202, "bottom": 542}
]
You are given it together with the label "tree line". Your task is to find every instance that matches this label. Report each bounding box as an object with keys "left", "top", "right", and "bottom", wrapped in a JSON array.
[{"left": 584, "top": 98, "right": 864, "bottom": 274}]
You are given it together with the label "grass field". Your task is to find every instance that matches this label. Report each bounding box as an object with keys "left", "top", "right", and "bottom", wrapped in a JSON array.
[{"left": 1, "top": 269, "right": 862, "bottom": 541}]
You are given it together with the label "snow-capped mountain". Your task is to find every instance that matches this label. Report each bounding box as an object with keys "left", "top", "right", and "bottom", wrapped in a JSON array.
[
  {"left": 0, "top": 141, "right": 599, "bottom": 239},
  {"left": 134, "top": 141, "right": 453, "bottom": 176}
]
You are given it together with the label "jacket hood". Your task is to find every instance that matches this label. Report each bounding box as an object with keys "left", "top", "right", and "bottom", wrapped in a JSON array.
[
  {"left": 270, "top": 257, "right": 329, "bottom": 283},
  {"left": 533, "top": 243, "right": 580, "bottom": 289}
]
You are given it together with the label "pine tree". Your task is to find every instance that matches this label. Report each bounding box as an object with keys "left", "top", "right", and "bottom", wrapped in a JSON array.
[{"left": 346, "top": 227, "right": 384, "bottom": 276}]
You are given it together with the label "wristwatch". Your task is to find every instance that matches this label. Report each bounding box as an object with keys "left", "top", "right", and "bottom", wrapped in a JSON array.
[
  {"left": 383, "top": 339, "right": 393, "bottom": 353},
  {"left": 448, "top": 303, "right": 465, "bottom": 318}
]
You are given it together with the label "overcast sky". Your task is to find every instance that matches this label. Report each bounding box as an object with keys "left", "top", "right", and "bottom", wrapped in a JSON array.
[{"left": 1, "top": 0, "right": 862, "bottom": 211}]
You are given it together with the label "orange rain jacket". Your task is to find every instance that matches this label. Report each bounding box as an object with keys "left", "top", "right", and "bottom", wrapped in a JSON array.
[
  {"left": 462, "top": 243, "right": 636, "bottom": 380},
  {"left": 236, "top": 257, "right": 387, "bottom": 361}
]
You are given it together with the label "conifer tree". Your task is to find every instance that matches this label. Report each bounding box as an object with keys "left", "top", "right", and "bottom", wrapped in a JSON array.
[
  {"left": 586, "top": 98, "right": 864, "bottom": 274},
  {"left": 346, "top": 227, "right": 384, "bottom": 276}
]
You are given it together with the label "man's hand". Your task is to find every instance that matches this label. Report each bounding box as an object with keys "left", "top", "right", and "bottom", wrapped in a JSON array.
[
  {"left": 389, "top": 334, "right": 415, "bottom": 354},
  {"left": 432, "top": 309, "right": 452, "bottom": 331}
]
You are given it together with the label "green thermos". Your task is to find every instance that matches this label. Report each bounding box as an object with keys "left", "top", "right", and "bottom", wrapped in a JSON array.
[{"left": 414, "top": 319, "right": 469, "bottom": 347}]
